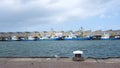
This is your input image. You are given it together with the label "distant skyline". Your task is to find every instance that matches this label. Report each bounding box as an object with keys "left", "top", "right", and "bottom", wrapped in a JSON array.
[{"left": 0, "top": 0, "right": 120, "bottom": 32}]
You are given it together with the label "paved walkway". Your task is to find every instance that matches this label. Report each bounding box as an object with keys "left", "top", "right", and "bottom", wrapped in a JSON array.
[{"left": 0, "top": 58, "right": 120, "bottom": 68}]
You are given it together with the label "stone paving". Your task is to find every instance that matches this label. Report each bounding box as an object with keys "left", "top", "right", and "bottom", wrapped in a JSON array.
[{"left": 0, "top": 58, "right": 120, "bottom": 68}]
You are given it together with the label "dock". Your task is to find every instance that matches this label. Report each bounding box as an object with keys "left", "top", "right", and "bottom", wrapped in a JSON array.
[{"left": 0, "top": 58, "right": 120, "bottom": 68}]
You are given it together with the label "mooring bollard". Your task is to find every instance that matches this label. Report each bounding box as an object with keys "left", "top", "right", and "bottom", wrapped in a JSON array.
[{"left": 72, "top": 50, "right": 84, "bottom": 61}]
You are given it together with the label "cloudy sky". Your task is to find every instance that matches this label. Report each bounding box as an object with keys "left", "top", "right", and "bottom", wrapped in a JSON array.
[{"left": 0, "top": 0, "right": 120, "bottom": 32}]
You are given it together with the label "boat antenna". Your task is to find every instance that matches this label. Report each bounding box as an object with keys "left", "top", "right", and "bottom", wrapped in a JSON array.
[{"left": 81, "top": 27, "right": 83, "bottom": 32}]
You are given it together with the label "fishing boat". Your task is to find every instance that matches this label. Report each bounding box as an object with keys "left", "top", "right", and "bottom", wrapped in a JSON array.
[
  {"left": 64, "top": 32, "right": 76, "bottom": 40},
  {"left": 101, "top": 32, "right": 119, "bottom": 40},
  {"left": 115, "top": 36, "right": 120, "bottom": 39},
  {"left": 3, "top": 37, "right": 11, "bottom": 41},
  {"left": 49, "top": 36, "right": 62, "bottom": 40},
  {"left": 11, "top": 36, "right": 19, "bottom": 41},
  {"left": 75, "top": 27, "right": 92, "bottom": 40},
  {"left": 39, "top": 36, "right": 49, "bottom": 40},
  {"left": 28, "top": 36, "right": 36, "bottom": 41},
  {"left": 19, "top": 37, "right": 27, "bottom": 41},
  {"left": 39, "top": 35, "right": 62, "bottom": 41},
  {"left": 75, "top": 36, "right": 92, "bottom": 40},
  {"left": 64, "top": 36, "right": 75, "bottom": 40}
]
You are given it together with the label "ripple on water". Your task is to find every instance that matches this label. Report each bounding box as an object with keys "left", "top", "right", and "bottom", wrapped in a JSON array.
[{"left": 0, "top": 40, "right": 120, "bottom": 58}]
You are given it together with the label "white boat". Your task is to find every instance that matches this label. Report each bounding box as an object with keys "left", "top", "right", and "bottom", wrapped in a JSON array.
[
  {"left": 20, "top": 37, "right": 27, "bottom": 41},
  {"left": 39, "top": 36, "right": 49, "bottom": 40},
  {"left": 11, "top": 36, "right": 18, "bottom": 41},
  {"left": 100, "top": 32, "right": 119, "bottom": 40},
  {"left": 101, "top": 33, "right": 110, "bottom": 40},
  {"left": 64, "top": 36, "right": 74, "bottom": 40},
  {"left": 28, "top": 36, "right": 36, "bottom": 41},
  {"left": 49, "top": 36, "right": 62, "bottom": 40}
]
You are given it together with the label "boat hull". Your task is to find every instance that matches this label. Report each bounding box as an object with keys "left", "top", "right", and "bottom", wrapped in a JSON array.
[{"left": 101, "top": 38, "right": 120, "bottom": 40}]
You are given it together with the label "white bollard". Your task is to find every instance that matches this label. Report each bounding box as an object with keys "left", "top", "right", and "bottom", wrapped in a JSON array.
[{"left": 73, "top": 50, "right": 84, "bottom": 61}]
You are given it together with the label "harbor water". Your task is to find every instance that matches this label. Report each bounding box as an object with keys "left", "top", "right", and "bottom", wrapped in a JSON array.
[{"left": 0, "top": 40, "right": 120, "bottom": 58}]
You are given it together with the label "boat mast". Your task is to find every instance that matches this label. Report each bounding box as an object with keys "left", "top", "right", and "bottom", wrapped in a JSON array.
[{"left": 80, "top": 27, "right": 84, "bottom": 38}]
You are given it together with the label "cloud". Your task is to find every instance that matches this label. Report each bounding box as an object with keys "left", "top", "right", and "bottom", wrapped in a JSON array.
[{"left": 0, "top": 0, "right": 119, "bottom": 31}]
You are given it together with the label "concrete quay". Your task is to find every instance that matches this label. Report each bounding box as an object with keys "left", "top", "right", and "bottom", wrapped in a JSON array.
[{"left": 0, "top": 58, "right": 120, "bottom": 68}]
